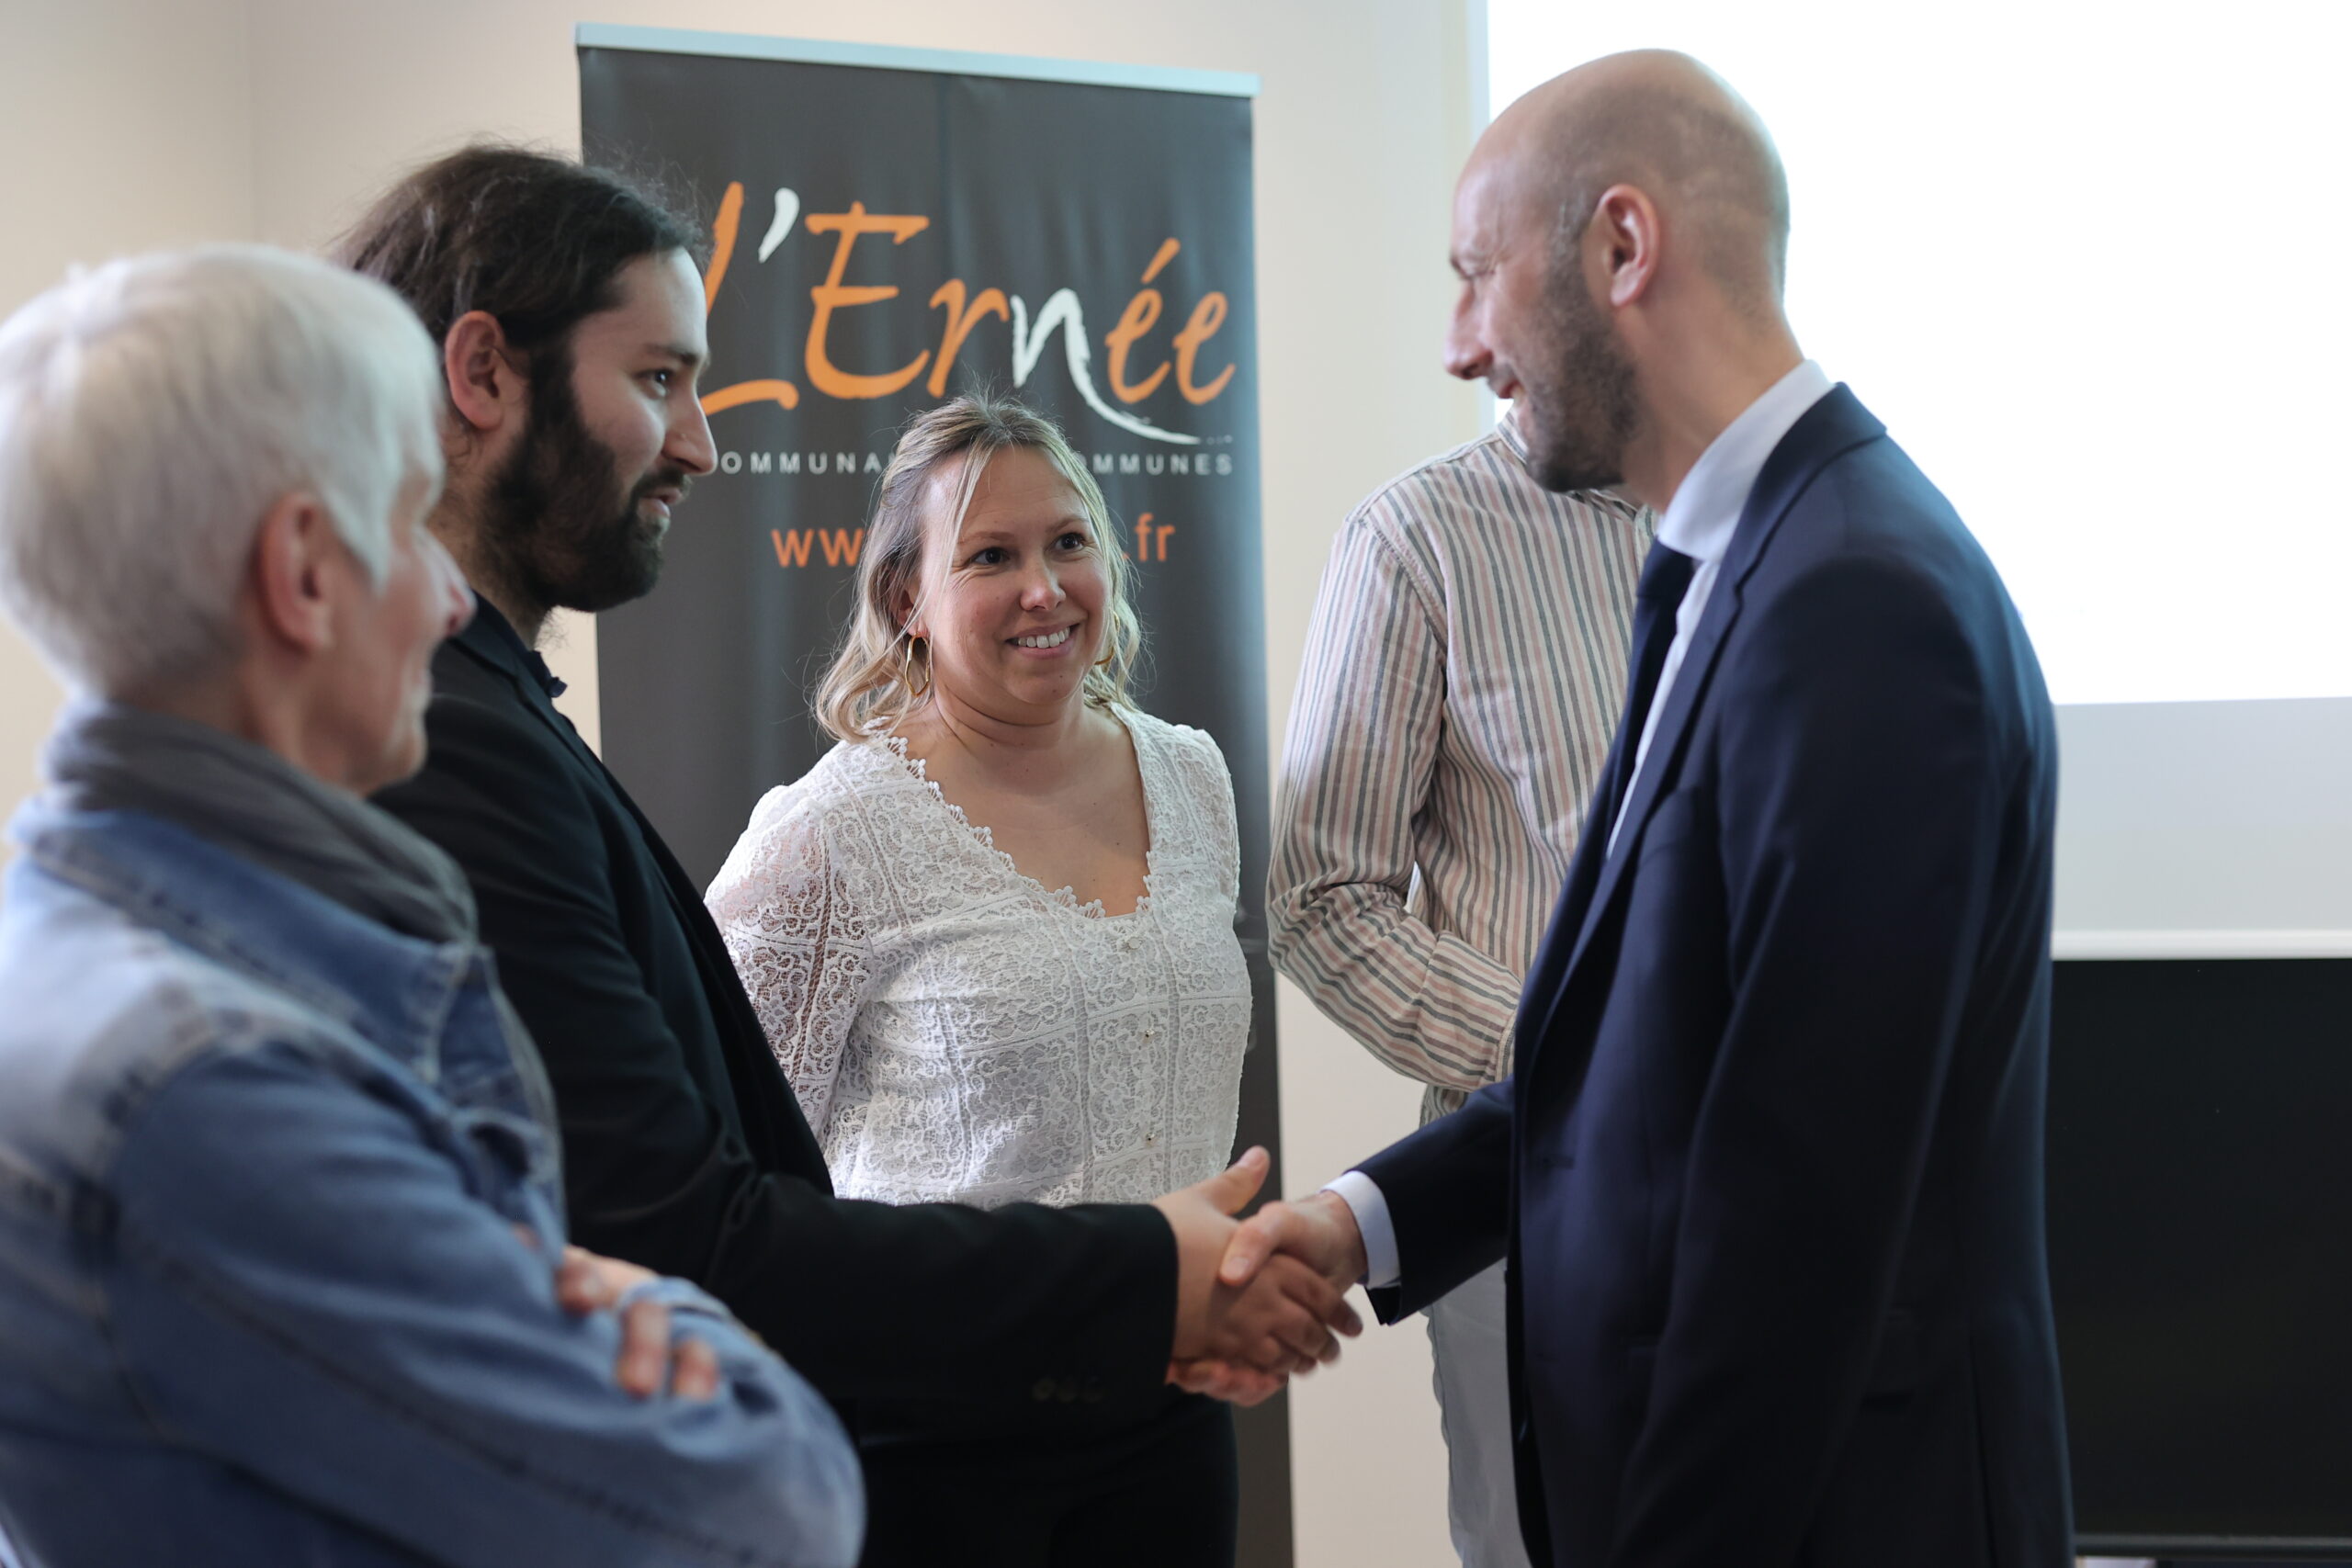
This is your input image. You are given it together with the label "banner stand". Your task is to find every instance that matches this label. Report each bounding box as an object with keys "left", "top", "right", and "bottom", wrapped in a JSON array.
[{"left": 581, "top": 27, "right": 1288, "bottom": 1566}]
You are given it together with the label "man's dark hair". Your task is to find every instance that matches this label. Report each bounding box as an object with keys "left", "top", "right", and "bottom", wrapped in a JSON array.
[{"left": 334, "top": 144, "right": 705, "bottom": 376}]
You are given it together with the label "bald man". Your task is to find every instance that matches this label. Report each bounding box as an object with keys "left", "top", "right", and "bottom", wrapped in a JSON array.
[{"left": 1212, "top": 52, "right": 2072, "bottom": 1567}]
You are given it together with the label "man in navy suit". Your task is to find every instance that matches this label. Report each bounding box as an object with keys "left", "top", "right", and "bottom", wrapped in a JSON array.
[{"left": 1207, "top": 51, "right": 2073, "bottom": 1567}]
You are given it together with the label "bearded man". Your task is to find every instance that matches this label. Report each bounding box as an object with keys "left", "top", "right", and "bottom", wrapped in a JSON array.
[
  {"left": 345, "top": 147, "right": 1354, "bottom": 1488},
  {"left": 1216, "top": 52, "right": 2073, "bottom": 1568}
]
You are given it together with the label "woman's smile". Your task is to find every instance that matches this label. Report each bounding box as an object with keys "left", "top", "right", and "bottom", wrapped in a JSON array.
[{"left": 1010, "top": 623, "right": 1080, "bottom": 655}]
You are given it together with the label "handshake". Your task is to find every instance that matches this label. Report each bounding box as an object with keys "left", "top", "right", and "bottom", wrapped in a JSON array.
[{"left": 1150, "top": 1146, "right": 1374, "bottom": 1405}]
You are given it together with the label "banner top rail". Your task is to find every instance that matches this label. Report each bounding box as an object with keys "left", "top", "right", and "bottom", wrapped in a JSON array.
[{"left": 574, "top": 24, "right": 1261, "bottom": 98}]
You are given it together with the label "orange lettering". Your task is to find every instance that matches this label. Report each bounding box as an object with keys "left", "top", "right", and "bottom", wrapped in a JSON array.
[
  {"left": 926, "top": 280, "right": 1011, "bottom": 399},
  {"left": 1173, "top": 293, "right": 1234, "bottom": 404},
  {"left": 774, "top": 527, "right": 866, "bottom": 568},
  {"left": 701, "top": 183, "right": 802, "bottom": 415},
  {"left": 705, "top": 380, "right": 801, "bottom": 414},
  {"left": 1106, "top": 289, "right": 1169, "bottom": 403},
  {"left": 1106, "top": 239, "right": 1183, "bottom": 404},
  {"left": 705, "top": 182, "right": 744, "bottom": 311},
  {"left": 804, "top": 203, "right": 933, "bottom": 400}
]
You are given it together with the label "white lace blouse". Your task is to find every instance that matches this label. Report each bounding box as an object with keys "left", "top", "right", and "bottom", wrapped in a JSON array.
[{"left": 707, "top": 707, "right": 1250, "bottom": 1208}]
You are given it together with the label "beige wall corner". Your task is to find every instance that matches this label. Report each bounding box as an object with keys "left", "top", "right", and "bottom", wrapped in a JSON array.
[{"left": 0, "top": 0, "right": 257, "bottom": 819}]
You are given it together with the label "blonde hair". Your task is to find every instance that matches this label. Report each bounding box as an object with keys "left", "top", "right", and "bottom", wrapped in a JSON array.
[{"left": 817, "top": 393, "right": 1142, "bottom": 742}]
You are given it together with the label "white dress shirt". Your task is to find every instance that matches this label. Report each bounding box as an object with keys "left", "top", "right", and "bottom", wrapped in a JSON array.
[
  {"left": 1329, "top": 360, "right": 1836, "bottom": 1289},
  {"left": 1609, "top": 359, "right": 1833, "bottom": 852}
]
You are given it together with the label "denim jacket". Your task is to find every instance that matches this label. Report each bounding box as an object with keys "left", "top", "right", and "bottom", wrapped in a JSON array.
[{"left": 0, "top": 802, "right": 863, "bottom": 1567}]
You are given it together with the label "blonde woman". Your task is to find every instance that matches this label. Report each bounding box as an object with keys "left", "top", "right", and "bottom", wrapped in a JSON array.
[{"left": 707, "top": 394, "right": 1251, "bottom": 1568}]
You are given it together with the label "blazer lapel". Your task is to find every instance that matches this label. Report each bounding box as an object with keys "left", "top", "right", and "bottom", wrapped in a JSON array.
[
  {"left": 1559, "top": 583, "right": 1743, "bottom": 975},
  {"left": 1515, "top": 387, "right": 1889, "bottom": 1066},
  {"left": 470, "top": 634, "right": 752, "bottom": 1010},
  {"left": 463, "top": 630, "right": 609, "bottom": 784},
  {"left": 445, "top": 613, "right": 726, "bottom": 1027},
  {"left": 1509, "top": 592, "right": 1743, "bottom": 1076},
  {"left": 447, "top": 613, "right": 831, "bottom": 1181},
  {"left": 449, "top": 619, "right": 680, "bottom": 907}
]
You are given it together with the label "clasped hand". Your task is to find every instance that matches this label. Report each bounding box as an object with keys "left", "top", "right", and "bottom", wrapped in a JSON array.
[
  {"left": 1152, "top": 1149, "right": 1370, "bottom": 1406},
  {"left": 519, "top": 1225, "right": 720, "bottom": 1400}
]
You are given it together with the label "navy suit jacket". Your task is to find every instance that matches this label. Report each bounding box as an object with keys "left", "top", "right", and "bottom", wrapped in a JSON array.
[{"left": 1360, "top": 388, "right": 2073, "bottom": 1567}]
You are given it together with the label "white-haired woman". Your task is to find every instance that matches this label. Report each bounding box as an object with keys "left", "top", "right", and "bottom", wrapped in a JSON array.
[
  {"left": 0, "top": 245, "right": 859, "bottom": 1568},
  {"left": 708, "top": 393, "right": 1251, "bottom": 1568}
]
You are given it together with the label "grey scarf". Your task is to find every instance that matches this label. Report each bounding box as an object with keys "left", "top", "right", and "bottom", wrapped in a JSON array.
[
  {"left": 42, "top": 701, "right": 566, "bottom": 1183},
  {"left": 43, "top": 700, "right": 476, "bottom": 945}
]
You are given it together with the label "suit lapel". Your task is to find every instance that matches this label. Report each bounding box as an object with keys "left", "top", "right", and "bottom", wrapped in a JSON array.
[
  {"left": 1514, "top": 387, "right": 1888, "bottom": 1070},
  {"left": 1557, "top": 582, "right": 1743, "bottom": 975},
  {"left": 447, "top": 615, "right": 831, "bottom": 1181},
  {"left": 457, "top": 625, "right": 610, "bottom": 784},
  {"left": 1510, "top": 592, "right": 1744, "bottom": 1072},
  {"left": 477, "top": 639, "right": 748, "bottom": 1007},
  {"left": 450, "top": 618, "right": 690, "bottom": 921},
  {"left": 449, "top": 620, "right": 698, "bottom": 932}
]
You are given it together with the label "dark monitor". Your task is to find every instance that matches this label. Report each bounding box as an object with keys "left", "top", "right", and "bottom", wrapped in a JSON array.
[{"left": 2049, "top": 957, "right": 2352, "bottom": 1559}]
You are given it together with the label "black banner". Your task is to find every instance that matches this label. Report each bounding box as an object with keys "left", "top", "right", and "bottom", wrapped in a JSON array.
[{"left": 579, "top": 34, "right": 1288, "bottom": 1564}]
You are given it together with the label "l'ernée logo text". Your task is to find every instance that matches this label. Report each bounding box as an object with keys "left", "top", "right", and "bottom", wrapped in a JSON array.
[{"left": 697, "top": 183, "right": 1238, "bottom": 447}]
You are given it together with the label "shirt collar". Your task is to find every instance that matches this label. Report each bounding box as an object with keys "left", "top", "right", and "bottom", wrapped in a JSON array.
[
  {"left": 1497, "top": 404, "right": 1530, "bottom": 463},
  {"left": 462, "top": 592, "right": 568, "bottom": 701},
  {"left": 1654, "top": 359, "right": 1834, "bottom": 567},
  {"left": 1495, "top": 407, "right": 1644, "bottom": 512}
]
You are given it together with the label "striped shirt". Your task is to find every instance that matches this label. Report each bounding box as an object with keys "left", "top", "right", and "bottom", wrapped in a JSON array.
[{"left": 1269, "top": 416, "right": 1655, "bottom": 1122}]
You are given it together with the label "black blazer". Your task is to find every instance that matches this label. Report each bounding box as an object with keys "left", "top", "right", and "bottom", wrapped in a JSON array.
[
  {"left": 374, "top": 603, "right": 1174, "bottom": 1412},
  {"left": 1361, "top": 389, "right": 2073, "bottom": 1567}
]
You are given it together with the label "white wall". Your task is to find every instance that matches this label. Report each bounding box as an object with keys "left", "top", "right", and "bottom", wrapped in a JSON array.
[
  {"left": 0, "top": 3, "right": 1484, "bottom": 1563},
  {"left": 2053, "top": 697, "right": 2352, "bottom": 957},
  {"left": 0, "top": 0, "right": 256, "bottom": 811}
]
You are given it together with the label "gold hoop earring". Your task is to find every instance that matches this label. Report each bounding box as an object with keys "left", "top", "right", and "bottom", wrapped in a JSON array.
[
  {"left": 899, "top": 637, "right": 932, "bottom": 701},
  {"left": 1093, "top": 647, "right": 1115, "bottom": 670}
]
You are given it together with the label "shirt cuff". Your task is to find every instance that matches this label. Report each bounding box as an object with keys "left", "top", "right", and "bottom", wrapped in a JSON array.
[{"left": 1322, "top": 1170, "right": 1402, "bottom": 1290}]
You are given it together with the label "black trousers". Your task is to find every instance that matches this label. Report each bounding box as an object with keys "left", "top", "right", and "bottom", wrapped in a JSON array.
[{"left": 856, "top": 1390, "right": 1238, "bottom": 1568}]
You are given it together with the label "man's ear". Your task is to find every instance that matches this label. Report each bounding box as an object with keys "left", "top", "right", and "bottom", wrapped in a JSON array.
[
  {"left": 1592, "top": 184, "right": 1662, "bottom": 310},
  {"left": 248, "top": 493, "right": 342, "bottom": 656},
  {"left": 444, "top": 310, "right": 526, "bottom": 436}
]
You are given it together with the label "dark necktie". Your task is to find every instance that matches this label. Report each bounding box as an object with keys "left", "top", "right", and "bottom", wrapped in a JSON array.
[{"left": 1595, "top": 541, "right": 1697, "bottom": 828}]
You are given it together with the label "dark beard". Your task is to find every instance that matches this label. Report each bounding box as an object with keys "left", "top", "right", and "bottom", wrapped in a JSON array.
[
  {"left": 1519, "top": 265, "right": 1639, "bottom": 495},
  {"left": 480, "top": 355, "right": 687, "bottom": 615}
]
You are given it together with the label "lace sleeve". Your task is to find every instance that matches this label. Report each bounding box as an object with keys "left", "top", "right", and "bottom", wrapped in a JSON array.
[
  {"left": 1163, "top": 719, "right": 1244, "bottom": 908},
  {"left": 1207, "top": 738, "right": 1242, "bottom": 908},
  {"left": 707, "top": 793, "right": 872, "bottom": 1135}
]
